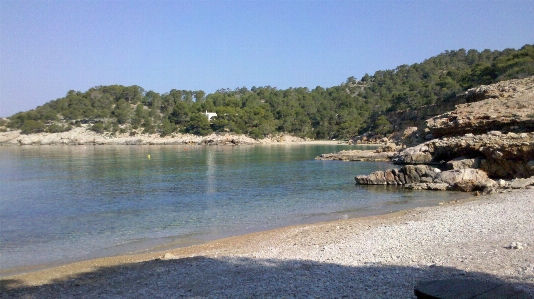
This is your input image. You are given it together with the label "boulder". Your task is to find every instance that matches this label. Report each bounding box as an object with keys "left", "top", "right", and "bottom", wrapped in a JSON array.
[
  {"left": 445, "top": 157, "right": 482, "bottom": 170},
  {"left": 18, "top": 135, "right": 37, "bottom": 145},
  {"left": 433, "top": 168, "right": 496, "bottom": 192},
  {"left": 392, "top": 144, "right": 434, "bottom": 164},
  {"left": 355, "top": 171, "right": 387, "bottom": 185},
  {"left": 402, "top": 165, "right": 441, "bottom": 184},
  {"left": 356, "top": 166, "right": 498, "bottom": 192},
  {"left": 434, "top": 168, "right": 489, "bottom": 185},
  {"left": 509, "top": 176, "right": 534, "bottom": 189}
]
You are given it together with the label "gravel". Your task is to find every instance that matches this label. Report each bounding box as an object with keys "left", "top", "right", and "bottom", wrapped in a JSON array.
[{"left": 1, "top": 189, "right": 533, "bottom": 298}]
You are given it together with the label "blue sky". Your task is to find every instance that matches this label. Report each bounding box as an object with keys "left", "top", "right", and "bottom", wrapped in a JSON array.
[{"left": 1, "top": 0, "right": 533, "bottom": 117}]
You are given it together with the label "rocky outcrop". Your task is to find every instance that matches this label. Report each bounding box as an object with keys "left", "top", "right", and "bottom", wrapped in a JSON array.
[
  {"left": 380, "top": 76, "right": 534, "bottom": 146},
  {"left": 355, "top": 165, "right": 440, "bottom": 185},
  {"left": 426, "top": 77, "right": 534, "bottom": 138},
  {"left": 348, "top": 77, "right": 534, "bottom": 192},
  {"left": 356, "top": 130, "right": 534, "bottom": 192},
  {"left": 392, "top": 131, "right": 534, "bottom": 179},
  {"left": 355, "top": 128, "right": 534, "bottom": 192},
  {"left": 356, "top": 165, "right": 498, "bottom": 192}
]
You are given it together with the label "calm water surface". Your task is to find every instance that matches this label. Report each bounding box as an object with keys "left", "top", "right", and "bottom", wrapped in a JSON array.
[{"left": 0, "top": 144, "right": 467, "bottom": 274}]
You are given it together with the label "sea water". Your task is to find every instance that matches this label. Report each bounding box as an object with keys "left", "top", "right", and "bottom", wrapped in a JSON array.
[{"left": 0, "top": 144, "right": 467, "bottom": 274}]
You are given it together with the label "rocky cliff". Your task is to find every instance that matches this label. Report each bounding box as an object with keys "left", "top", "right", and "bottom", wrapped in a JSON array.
[
  {"left": 355, "top": 76, "right": 534, "bottom": 192},
  {"left": 426, "top": 76, "right": 534, "bottom": 138}
]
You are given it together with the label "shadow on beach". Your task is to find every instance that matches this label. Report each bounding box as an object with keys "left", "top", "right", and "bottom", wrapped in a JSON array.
[{"left": 1, "top": 256, "right": 533, "bottom": 298}]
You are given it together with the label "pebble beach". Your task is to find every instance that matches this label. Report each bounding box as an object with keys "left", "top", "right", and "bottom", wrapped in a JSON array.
[{"left": 1, "top": 189, "right": 533, "bottom": 298}]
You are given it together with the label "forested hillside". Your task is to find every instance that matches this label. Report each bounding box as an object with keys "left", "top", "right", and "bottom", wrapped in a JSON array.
[{"left": 4, "top": 44, "right": 533, "bottom": 139}]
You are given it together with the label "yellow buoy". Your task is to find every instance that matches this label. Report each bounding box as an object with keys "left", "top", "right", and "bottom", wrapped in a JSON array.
[{"left": 148, "top": 154, "right": 151, "bottom": 160}]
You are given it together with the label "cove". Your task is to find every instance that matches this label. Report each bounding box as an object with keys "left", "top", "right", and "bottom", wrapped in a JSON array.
[{"left": 0, "top": 144, "right": 467, "bottom": 275}]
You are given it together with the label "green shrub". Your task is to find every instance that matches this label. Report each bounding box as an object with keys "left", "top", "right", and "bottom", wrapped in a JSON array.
[
  {"left": 143, "top": 126, "right": 155, "bottom": 134},
  {"left": 47, "top": 124, "right": 72, "bottom": 133},
  {"left": 20, "top": 120, "right": 46, "bottom": 134},
  {"left": 373, "top": 115, "right": 392, "bottom": 135},
  {"left": 248, "top": 128, "right": 263, "bottom": 139},
  {"left": 90, "top": 122, "right": 104, "bottom": 133}
]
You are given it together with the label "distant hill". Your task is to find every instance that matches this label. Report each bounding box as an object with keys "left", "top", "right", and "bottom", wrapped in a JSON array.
[{"left": 2, "top": 44, "right": 533, "bottom": 140}]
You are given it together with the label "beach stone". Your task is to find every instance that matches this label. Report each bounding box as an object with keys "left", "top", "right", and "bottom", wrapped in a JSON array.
[
  {"left": 506, "top": 242, "right": 524, "bottom": 250},
  {"left": 162, "top": 253, "right": 177, "bottom": 260}
]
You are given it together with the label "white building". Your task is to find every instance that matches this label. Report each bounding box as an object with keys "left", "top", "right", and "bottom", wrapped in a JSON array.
[{"left": 203, "top": 110, "right": 217, "bottom": 121}]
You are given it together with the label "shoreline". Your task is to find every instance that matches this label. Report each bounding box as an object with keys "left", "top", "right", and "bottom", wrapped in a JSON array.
[
  {"left": 2, "top": 189, "right": 533, "bottom": 297},
  {"left": 0, "top": 186, "right": 466, "bottom": 279},
  {"left": 0, "top": 128, "right": 375, "bottom": 146}
]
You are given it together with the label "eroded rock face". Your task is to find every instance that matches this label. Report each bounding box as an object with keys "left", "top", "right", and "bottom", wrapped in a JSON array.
[{"left": 426, "top": 76, "right": 534, "bottom": 138}]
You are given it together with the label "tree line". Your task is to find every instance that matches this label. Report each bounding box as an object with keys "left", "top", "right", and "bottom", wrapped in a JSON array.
[{"left": 5, "top": 44, "right": 533, "bottom": 138}]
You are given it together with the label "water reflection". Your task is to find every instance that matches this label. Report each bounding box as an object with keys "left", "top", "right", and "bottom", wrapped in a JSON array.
[{"left": 206, "top": 151, "right": 216, "bottom": 194}]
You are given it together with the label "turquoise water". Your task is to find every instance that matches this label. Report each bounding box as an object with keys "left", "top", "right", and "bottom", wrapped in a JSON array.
[{"left": 0, "top": 144, "right": 466, "bottom": 274}]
